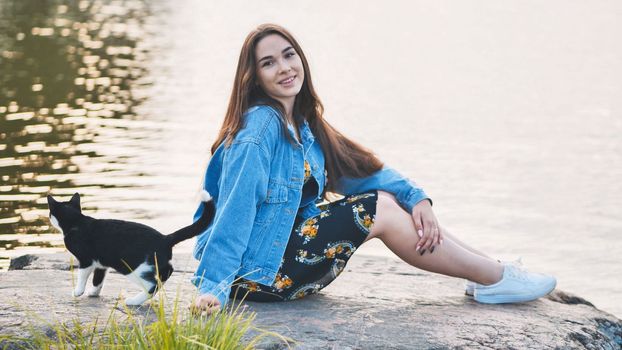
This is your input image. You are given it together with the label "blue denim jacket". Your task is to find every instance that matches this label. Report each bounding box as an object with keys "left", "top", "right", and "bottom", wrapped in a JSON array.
[{"left": 191, "top": 105, "right": 431, "bottom": 308}]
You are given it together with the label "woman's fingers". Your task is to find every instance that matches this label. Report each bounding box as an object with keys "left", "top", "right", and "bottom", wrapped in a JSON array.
[
  {"left": 422, "top": 214, "right": 431, "bottom": 249},
  {"left": 435, "top": 226, "right": 441, "bottom": 246},
  {"left": 420, "top": 218, "right": 441, "bottom": 254},
  {"left": 191, "top": 306, "right": 220, "bottom": 316},
  {"left": 430, "top": 225, "right": 438, "bottom": 253},
  {"left": 189, "top": 303, "right": 219, "bottom": 315},
  {"left": 435, "top": 221, "right": 443, "bottom": 245},
  {"left": 421, "top": 219, "right": 435, "bottom": 252},
  {"left": 412, "top": 212, "right": 425, "bottom": 252},
  {"left": 189, "top": 295, "right": 221, "bottom": 315},
  {"left": 412, "top": 203, "right": 443, "bottom": 255},
  {"left": 417, "top": 220, "right": 433, "bottom": 254}
]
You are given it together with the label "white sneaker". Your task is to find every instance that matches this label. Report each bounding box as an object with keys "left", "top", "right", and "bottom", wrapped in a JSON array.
[
  {"left": 465, "top": 258, "right": 523, "bottom": 296},
  {"left": 473, "top": 264, "right": 556, "bottom": 304},
  {"left": 465, "top": 280, "right": 477, "bottom": 296}
]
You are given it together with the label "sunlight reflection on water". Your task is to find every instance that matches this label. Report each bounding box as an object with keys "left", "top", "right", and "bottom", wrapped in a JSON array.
[{"left": 0, "top": 0, "right": 173, "bottom": 251}]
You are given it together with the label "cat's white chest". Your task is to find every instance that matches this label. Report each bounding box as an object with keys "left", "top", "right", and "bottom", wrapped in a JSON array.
[{"left": 49, "top": 214, "right": 63, "bottom": 234}]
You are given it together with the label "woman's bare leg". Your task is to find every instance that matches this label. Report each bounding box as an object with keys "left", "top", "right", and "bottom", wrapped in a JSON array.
[
  {"left": 364, "top": 191, "right": 503, "bottom": 285},
  {"left": 438, "top": 226, "right": 494, "bottom": 260}
]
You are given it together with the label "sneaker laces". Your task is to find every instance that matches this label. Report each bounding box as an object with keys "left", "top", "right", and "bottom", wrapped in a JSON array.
[
  {"left": 505, "top": 265, "right": 530, "bottom": 282},
  {"left": 504, "top": 257, "right": 527, "bottom": 272},
  {"left": 507, "top": 256, "right": 523, "bottom": 266}
]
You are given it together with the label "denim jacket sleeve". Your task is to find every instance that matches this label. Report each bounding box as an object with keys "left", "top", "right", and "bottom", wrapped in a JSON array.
[
  {"left": 192, "top": 140, "right": 270, "bottom": 308},
  {"left": 334, "top": 165, "right": 432, "bottom": 213}
]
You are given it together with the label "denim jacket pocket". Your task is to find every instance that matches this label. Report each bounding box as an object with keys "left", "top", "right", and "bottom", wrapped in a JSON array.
[
  {"left": 265, "top": 181, "right": 288, "bottom": 203},
  {"left": 255, "top": 181, "right": 288, "bottom": 224}
]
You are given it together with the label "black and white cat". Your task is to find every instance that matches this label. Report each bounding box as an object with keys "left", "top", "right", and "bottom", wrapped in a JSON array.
[{"left": 46, "top": 191, "right": 215, "bottom": 306}]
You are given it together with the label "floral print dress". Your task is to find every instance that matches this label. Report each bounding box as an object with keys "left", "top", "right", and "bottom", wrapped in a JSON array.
[{"left": 230, "top": 159, "right": 378, "bottom": 302}]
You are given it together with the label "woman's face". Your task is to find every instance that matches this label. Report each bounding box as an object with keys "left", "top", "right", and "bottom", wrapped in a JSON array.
[{"left": 254, "top": 34, "right": 304, "bottom": 110}]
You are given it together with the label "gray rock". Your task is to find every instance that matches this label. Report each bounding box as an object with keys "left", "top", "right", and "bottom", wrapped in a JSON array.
[
  {"left": 8, "top": 254, "right": 38, "bottom": 270},
  {"left": 0, "top": 252, "right": 620, "bottom": 349}
]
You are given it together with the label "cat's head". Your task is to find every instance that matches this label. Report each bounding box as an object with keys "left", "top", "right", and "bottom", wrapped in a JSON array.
[{"left": 47, "top": 193, "right": 82, "bottom": 234}]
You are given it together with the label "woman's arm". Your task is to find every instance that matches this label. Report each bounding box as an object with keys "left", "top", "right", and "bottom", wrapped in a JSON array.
[
  {"left": 191, "top": 140, "right": 270, "bottom": 309},
  {"left": 334, "top": 165, "right": 431, "bottom": 213}
]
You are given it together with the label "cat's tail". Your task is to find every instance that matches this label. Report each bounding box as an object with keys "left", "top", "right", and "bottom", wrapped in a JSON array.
[{"left": 166, "top": 190, "right": 215, "bottom": 247}]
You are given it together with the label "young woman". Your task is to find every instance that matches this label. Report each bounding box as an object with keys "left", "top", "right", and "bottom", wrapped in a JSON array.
[{"left": 190, "top": 24, "right": 556, "bottom": 314}]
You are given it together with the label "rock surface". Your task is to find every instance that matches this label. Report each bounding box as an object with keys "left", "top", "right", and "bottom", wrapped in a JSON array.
[{"left": 0, "top": 252, "right": 620, "bottom": 349}]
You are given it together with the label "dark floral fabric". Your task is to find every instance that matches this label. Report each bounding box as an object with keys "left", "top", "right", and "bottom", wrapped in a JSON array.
[{"left": 230, "top": 190, "right": 378, "bottom": 302}]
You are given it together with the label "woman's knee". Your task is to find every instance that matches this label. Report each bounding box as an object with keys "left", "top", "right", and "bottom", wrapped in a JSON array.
[{"left": 368, "top": 191, "right": 404, "bottom": 240}]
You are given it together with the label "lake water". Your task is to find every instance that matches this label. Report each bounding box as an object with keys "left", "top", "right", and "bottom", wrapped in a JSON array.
[{"left": 1, "top": 0, "right": 620, "bottom": 318}]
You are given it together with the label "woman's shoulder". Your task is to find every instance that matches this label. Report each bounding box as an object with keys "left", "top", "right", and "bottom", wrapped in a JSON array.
[
  {"left": 234, "top": 105, "right": 282, "bottom": 145},
  {"left": 243, "top": 104, "right": 281, "bottom": 126}
]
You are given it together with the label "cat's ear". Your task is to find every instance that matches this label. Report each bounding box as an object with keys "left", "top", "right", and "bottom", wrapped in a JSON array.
[
  {"left": 69, "top": 193, "right": 81, "bottom": 209},
  {"left": 47, "top": 195, "right": 57, "bottom": 207}
]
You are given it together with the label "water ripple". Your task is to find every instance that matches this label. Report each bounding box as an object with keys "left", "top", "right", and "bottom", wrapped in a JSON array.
[{"left": 0, "top": 0, "right": 164, "bottom": 252}]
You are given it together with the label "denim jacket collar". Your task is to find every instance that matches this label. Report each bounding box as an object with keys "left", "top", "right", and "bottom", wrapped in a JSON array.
[
  {"left": 254, "top": 99, "right": 315, "bottom": 144},
  {"left": 287, "top": 117, "right": 315, "bottom": 156}
]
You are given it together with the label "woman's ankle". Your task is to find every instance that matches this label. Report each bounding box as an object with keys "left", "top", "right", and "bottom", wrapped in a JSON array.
[{"left": 477, "top": 262, "right": 505, "bottom": 286}]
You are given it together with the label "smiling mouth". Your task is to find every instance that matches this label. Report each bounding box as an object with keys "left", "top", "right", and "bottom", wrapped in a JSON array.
[{"left": 279, "top": 76, "right": 296, "bottom": 84}]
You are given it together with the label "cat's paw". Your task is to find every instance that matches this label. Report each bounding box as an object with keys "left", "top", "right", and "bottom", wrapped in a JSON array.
[
  {"left": 87, "top": 288, "right": 102, "bottom": 297},
  {"left": 124, "top": 297, "right": 143, "bottom": 306},
  {"left": 124, "top": 292, "right": 150, "bottom": 306},
  {"left": 72, "top": 288, "right": 85, "bottom": 297}
]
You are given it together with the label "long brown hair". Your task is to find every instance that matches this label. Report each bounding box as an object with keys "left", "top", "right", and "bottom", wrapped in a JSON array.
[{"left": 211, "top": 23, "right": 383, "bottom": 198}]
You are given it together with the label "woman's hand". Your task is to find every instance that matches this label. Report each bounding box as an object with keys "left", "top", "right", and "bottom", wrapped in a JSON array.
[
  {"left": 190, "top": 293, "right": 221, "bottom": 315},
  {"left": 411, "top": 199, "right": 443, "bottom": 254}
]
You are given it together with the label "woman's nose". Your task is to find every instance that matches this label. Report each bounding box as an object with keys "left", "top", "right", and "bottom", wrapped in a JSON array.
[{"left": 278, "top": 59, "right": 292, "bottom": 73}]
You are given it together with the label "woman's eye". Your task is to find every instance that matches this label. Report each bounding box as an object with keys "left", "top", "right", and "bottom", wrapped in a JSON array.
[
  {"left": 285, "top": 52, "right": 296, "bottom": 58},
  {"left": 262, "top": 60, "right": 273, "bottom": 67}
]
